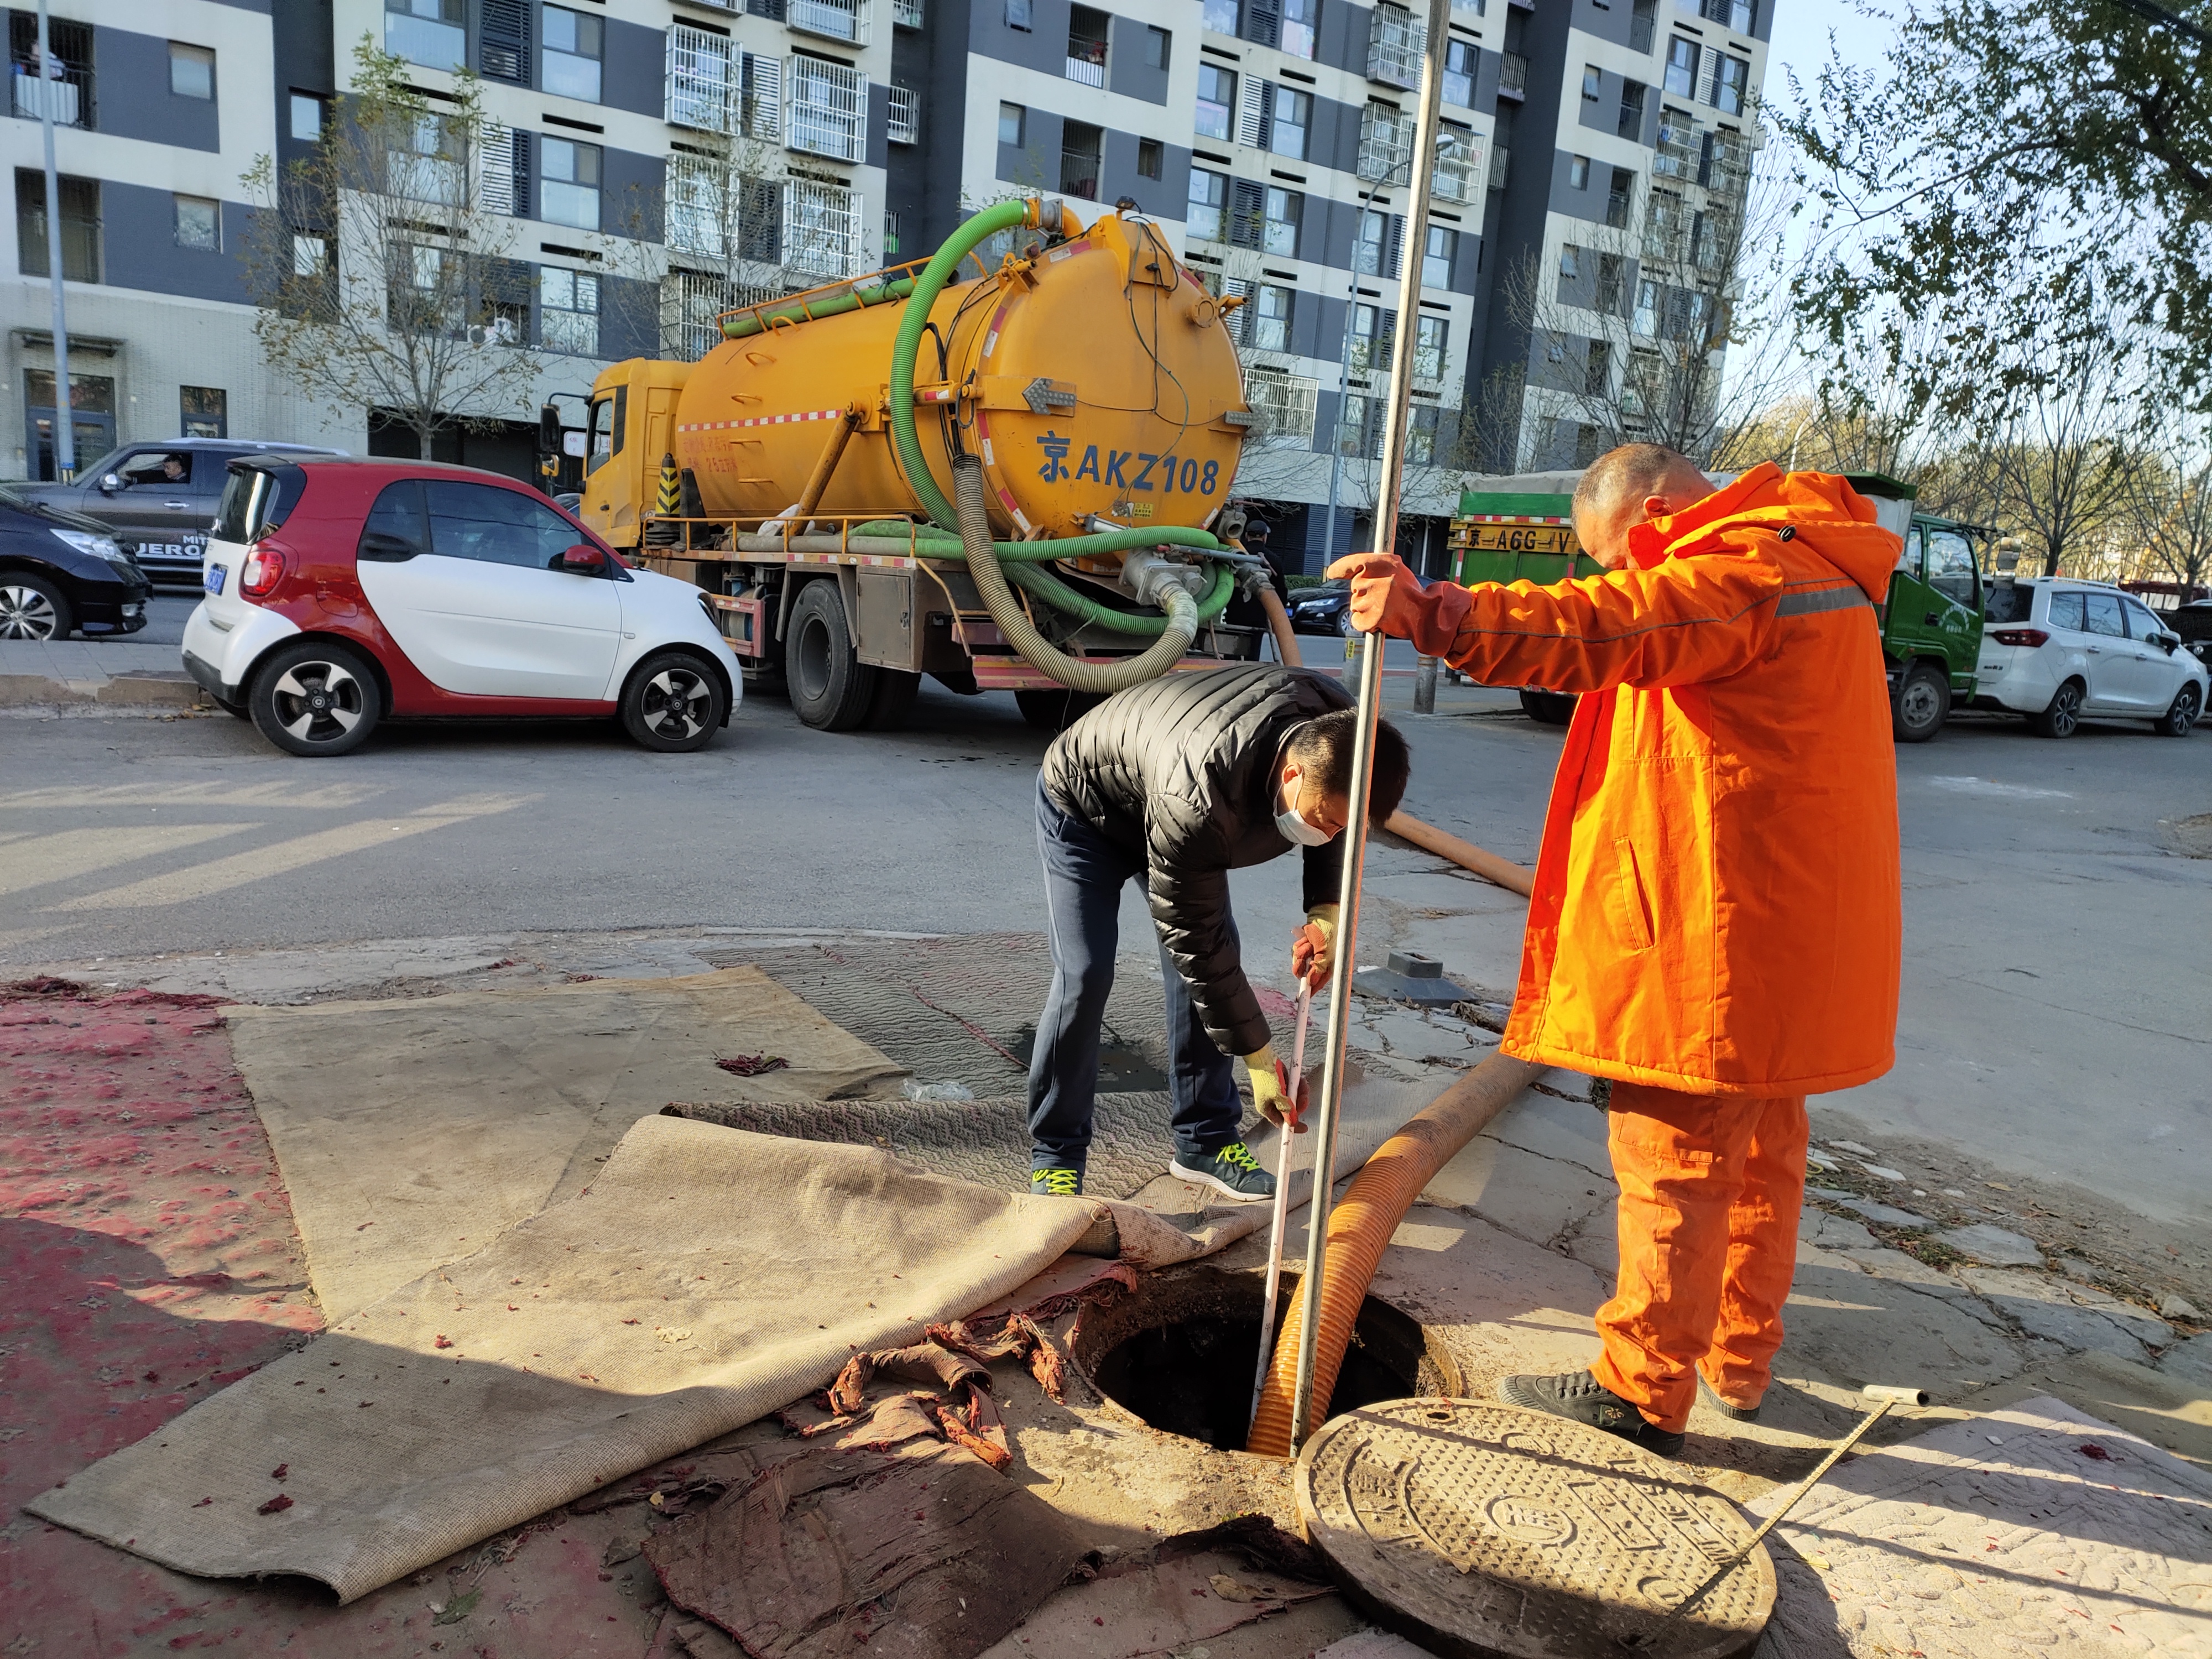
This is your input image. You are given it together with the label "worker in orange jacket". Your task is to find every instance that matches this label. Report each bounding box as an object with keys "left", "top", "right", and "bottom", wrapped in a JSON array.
[{"left": 1332, "top": 446, "right": 1902, "bottom": 1456}]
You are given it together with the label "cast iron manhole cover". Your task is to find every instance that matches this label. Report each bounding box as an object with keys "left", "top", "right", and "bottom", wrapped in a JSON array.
[{"left": 1296, "top": 1399, "right": 1773, "bottom": 1659}]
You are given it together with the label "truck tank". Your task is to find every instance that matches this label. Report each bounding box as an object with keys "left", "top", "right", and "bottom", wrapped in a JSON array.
[{"left": 671, "top": 206, "right": 1249, "bottom": 539}]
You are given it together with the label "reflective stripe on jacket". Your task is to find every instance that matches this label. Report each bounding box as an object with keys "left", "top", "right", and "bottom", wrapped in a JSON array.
[{"left": 1412, "top": 465, "right": 1903, "bottom": 1094}]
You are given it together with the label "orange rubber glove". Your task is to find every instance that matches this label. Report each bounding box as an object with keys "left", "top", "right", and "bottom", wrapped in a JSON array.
[
  {"left": 1324, "top": 552, "right": 1470, "bottom": 656},
  {"left": 1290, "top": 903, "right": 1339, "bottom": 992}
]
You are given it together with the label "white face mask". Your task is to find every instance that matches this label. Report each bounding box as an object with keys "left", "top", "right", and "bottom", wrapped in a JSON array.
[{"left": 1275, "top": 769, "right": 1334, "bottom": 847}]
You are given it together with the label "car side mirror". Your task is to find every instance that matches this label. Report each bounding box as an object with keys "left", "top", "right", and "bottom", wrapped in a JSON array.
[
  {"left": 561, "top": 544, "right": 606, "bottom": 572},
  {"left": 99, "top": 472, "right": 122, "bottom": 493},
  {"left": 2159, "top": 633, "right": 2179, "bottom": 654}
]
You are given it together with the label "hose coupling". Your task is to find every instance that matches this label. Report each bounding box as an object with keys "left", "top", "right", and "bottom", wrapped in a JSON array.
[{"left": 1121, "top": 549, "right": 1210, "bottom": 609}]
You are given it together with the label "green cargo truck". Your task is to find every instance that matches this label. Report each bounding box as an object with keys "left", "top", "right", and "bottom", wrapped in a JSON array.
[{"left": 1451, "top": 473, "right": 1991, "bottom": 740}]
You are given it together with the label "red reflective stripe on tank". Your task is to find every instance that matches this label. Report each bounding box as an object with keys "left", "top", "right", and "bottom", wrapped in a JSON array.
[
  {"left": 677, "top": 408, "right": 844, "bottom": 433},
  {"left": 982, "top": 305, "right": 1008, "bottom": 361}
]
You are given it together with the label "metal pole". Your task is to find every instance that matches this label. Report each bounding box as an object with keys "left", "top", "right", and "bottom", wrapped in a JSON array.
[
  {"left": 1288, "top": 0, "right": 1451, "bottom": 1452},
  {"left": 37, "top": 0, "right": 74, "bottom": 482}
]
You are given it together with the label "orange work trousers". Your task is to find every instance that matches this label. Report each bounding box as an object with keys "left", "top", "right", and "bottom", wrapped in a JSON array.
[{"left": 1589, "top": 1081, "right": 1809, "bottom": 1434}]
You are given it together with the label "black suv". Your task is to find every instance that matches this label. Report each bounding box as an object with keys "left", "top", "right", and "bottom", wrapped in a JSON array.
[
  {"left": 13, "top": 437, "right": 341, "bottom": 584},
  {"left": 0, "top": 485, "right": 149, "bottom": 640}
]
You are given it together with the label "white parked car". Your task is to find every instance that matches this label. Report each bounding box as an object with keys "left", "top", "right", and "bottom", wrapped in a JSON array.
[{"left": 1975, "top": 578, "right": 2205, "bottom": 738}]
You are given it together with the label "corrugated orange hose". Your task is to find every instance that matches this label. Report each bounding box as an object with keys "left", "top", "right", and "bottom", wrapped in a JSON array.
[{"left": 1246, "top": 1050, "right": 1545, "bottom": 1457}]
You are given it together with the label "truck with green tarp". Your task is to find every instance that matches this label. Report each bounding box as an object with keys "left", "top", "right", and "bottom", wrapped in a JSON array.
[{"left": 1448, "top": 471, "right": 1993, "bottom": 739}]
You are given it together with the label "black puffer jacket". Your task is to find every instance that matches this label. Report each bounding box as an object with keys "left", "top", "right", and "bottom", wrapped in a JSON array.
[{"left": 1042, "top": 665, "right": 1353, "bottom": 1056}]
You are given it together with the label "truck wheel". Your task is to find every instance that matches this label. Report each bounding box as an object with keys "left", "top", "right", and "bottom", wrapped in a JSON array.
[
  {"left": 249, "top": 640, "right": 382, "bottom": 757},
  {"left": 865, "top": 669, "right": 921, "bottom": 732},
  {"left": 1016, "top": 688, "right": 1104, "bottom": 732},
  {"left": 1891, "top": 661, "right": 1950, "bottom": 743},
  {"left": 1519, "top": 688, "right": 1577, "bottom": 726},
  {"left": 621, "top": 650, "right": 727, "bottom": 753},
  {"left": 785, "top": 580, "right": 877, "bottom": 732},
  {"left": 2032, "top": 677, "right": 2085, "bottom": 739},
  {"left": 2154, "top": 681, "right": 2200, "bottom": 737}
]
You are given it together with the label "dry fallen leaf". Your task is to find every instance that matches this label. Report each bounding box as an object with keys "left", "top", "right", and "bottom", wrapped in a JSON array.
[{"left": 1208, "top": 1573, "right": 1261, "bottom": 1603}]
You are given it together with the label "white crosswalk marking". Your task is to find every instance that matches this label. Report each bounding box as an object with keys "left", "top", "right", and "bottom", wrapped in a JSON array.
[
  {"left": 0, "top": 825, "right": 258, "bottom": 898},
  {"left": 1, "top": 782, "right": 388, "bottom": 811},
  {"left": 51, "top": 795, "right": 539, "bottom": 912}
]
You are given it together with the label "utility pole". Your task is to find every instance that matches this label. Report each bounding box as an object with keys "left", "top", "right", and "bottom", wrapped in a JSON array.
[
  {"left": 1288, "top": 0, "right": 1451, "bottom": 1453},
  {"left": 36, "top": 0, "right": 75, "bottom": 481}
]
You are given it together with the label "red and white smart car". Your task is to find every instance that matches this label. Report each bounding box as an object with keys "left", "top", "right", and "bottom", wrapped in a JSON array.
[{"left": 182, "top": 457, "right": 739, "bottom": 757}]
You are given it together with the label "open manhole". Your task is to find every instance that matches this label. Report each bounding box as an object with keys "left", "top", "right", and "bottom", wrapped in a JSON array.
[{"left": 1067, "top": 1266, "right": 1463, "bottom": 1451}]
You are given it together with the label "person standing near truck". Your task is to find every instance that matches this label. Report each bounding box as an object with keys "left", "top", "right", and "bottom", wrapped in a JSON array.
[
  {"left": 1332, "top": 446, "right": 1902, "bottom": 1455},
  {"left": 1028, "top": 664, "right": 1411, "bottom": 1202}
]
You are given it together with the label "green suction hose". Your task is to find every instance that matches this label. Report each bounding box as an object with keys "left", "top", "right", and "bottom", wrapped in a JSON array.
[{"left": 883, "top": 200, "right": 1234, "bottom": 656}]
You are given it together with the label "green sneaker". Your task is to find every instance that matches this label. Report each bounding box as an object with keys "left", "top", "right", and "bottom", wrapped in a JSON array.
[
  {"left": 1030, "top": 1165, "right": 1084, "bottom": 1198},
  {"left": 1169, "top": 1141, "right": 1274, "bottom": 1202}
]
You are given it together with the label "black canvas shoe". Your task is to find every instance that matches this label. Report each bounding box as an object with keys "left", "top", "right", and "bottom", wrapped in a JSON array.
[
  {"left": 1169, "top": 1141, "right": 1274, "bottom": 1202},
  {"left": 1030, "top": 1165, "right": 1084, "bottom": 1198},
  {"left": 1498, "top": 1369, "right": 1688, "bottom": 1457},
  {"left": 1697, "top": 1370, "right": 1763, "bottom": 1423}
]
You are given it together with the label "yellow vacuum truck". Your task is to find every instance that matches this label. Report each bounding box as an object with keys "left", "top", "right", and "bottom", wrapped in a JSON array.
[{"left": 572, "top": 198, "right": 1275, "bottom": 732}]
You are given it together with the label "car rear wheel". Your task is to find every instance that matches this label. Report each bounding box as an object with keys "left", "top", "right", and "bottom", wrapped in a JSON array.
[
  {"left": 249, "top": 641, "right": 382, "bottom": 757},
  {"left": 0, "top": 575, "right": 70, "bottom": 641},
  {"left": 785, "top": 578, "right": 877, "bottom": 732},
  {"left": 1520, "top": 688, "right": 1578, "bottom": 726},
  {"left": 621, "top": 650, "right": 727, "bottom": 752},
  {"left": 2032, "top": 677, "right": 2085, "bottom": 739},
  {"left": 2155, "top": 681, "right": 2201, "bottom": 737},
  {"left": 1891, "top": 661, "right": 1950, "bottom": 743}
]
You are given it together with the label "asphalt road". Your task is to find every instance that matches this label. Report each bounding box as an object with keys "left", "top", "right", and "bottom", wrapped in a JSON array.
[{"left": 3, "top": 665, "right": 2206, "bottom": 1228}]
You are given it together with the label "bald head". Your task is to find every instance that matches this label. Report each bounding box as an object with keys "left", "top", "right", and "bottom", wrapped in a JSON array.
[{"left": 1571, "top": 444, "right": 1715, "bottom": 568}]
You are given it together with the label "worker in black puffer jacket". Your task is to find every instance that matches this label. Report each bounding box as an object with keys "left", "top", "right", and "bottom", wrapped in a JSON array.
[{"left": 1029, "top": 664, "right": 1411, "bottom": 1201}]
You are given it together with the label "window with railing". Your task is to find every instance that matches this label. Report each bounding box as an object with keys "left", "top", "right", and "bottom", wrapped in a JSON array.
[
  {"left": 1619, "top": 80, "right": 1646, "bottom": 140},
  {"left": 1653, "top": 108, "right": 1697, "bottom": 177},
  {"left": 667, "top": 26, "right": 734, "bottom": 131},
  {"left": 1643, "top": 185, "right": 1684, "bottom": 263},
  {"left": 1498, "top": 51, "right": 1527, "bottom": 95},
  {"left": 1489, "top": 144, "right": 1510, "bottom": 189},
  {"left": 1584, "top": 335, "right": 1610, "bottom": 396},
  {"left": 1242, "top": 367, "right": 1318, "bottom": 451},
  {"left": 1432, "top": 127, "right": 1478, "bottom": 204},
  {"left": 1596, "top": 251, "right": 1625, "bottom": 312},
  {"left": 1358, "top": 101, "right": 1412, "bottom": 182},
  {"left": 662, "top": 268, "right": 732, "bottom": 359},
  {"left": 8, "top": 13, "right": 92, "bottom": 128},
  {"left": 790, "top": 0, "right": 868, "bottom": 46},
  {"left": 785, "top": 177, "right": 861, "bottom": 276},
  {"left": 1060, "top": 119, "right": 1103, "bottom": 199},
  {"left": 666, "top": 153, "right": 729, "bottom": 257},
  {"left": 1366, "top": 4, "right": 1423, "bottom": 91},
  {"left": 1631, "top": 0, "right": 1657, "bottom": 51},
  {"left": 894, "top": 0, "right": 926, "bottom": 25},
  {"left": 788, "top": 56, "right": 867, "bottom": 161},
  {"left": 888, "top": 84, "right": 920, "bottom": 144},
  {"left": 1066, "top": 4, "right": 1109, "bottom": 85},
  {"left": 1606, "top": 166, "right": 1634, "bottom": 228}
]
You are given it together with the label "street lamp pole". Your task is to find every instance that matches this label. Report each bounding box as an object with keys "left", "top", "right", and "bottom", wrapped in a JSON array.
[{"left": 36, "top": 0, "right": 75, "bottom": 482}]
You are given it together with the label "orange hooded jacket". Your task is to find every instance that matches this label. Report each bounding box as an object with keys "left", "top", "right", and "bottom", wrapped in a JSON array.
[{"left": 1406, "top": 464, "right": 1903, "bottom": 1095}]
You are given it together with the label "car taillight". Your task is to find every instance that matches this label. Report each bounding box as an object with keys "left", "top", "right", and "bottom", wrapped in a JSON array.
[
  {"left": 1989, "top": 628, "right": 2048, "bottom": 648},
  {"left": 240, "top": 545, "right": 288, "bottom": 599}
]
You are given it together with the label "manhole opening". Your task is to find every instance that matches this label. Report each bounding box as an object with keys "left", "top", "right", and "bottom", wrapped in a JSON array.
[{"left": 1068, "top": 1266, "right": 1461, "bottom": 1450}]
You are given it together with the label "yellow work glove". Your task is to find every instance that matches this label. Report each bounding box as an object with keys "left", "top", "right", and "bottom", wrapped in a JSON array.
[
  {"left": 1291, "top": 903, "right": 1340, "bottom": 991},
  {"left": 1243, "top": 1044, "right": 1306, "bottom": 1130}
]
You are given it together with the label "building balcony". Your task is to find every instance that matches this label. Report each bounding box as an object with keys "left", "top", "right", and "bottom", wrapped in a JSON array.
[
  {"left": 10, "top": 68, "right": 87, "bottom": 127},
  {"left": 1365, "top": 4, "right": 1423, "bottom": 91},
  {"left": 888, "top": 84, "right": 920, "bottom": 144},
  {"left": 790, "top": 0, "right": 868, "bottom": 48},
  {"left": 1060, "top": 148, "right": 1101, "bottom": 200},
  {"left": 1498, "top": 51, "right": 1528, "bottom": 97},
  {"left": 1065, "top": 51, "right": 1105, "bottom": 86},
  {"left": 894, "top": 0, "right": 926, "bottom": 25}
]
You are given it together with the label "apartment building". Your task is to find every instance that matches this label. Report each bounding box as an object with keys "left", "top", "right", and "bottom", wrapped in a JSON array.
[{"left": 2, "top": 0, "right": 1768, "bottom": 559}]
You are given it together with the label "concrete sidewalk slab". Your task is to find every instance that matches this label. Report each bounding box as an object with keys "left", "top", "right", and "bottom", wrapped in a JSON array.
[{"left": 0, "top": 638, "right": 203, "bottom": 707}]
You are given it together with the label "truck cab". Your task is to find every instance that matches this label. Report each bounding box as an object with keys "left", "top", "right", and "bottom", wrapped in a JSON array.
[{"left": 1840, "top": 473, "right": 1990, "bottom": 742}]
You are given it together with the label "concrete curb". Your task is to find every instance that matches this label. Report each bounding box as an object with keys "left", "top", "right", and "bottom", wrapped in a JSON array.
[{"left": 0, "top": 671, "right": 207, "bottom": 710}]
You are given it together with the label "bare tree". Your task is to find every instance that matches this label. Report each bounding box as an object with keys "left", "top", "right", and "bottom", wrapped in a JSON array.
[
  {"left": 2126, "top": 427, "right": 2212, "bottom": 597},
  {"left": 240, "top": 39, "right": 544, "bottom": 456},
  {"left": 1486, "top": 112, "right": 1795, "bottom": 473}
]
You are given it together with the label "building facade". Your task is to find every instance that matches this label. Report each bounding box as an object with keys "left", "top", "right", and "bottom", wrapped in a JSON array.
[{"left": 2, "top": 0, "right": 1769, "bottom": 567}]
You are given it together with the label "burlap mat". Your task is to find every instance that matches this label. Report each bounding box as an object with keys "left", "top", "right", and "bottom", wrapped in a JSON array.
[
  {"left": 25, "top": 1115, "right": 1097, "bottom": 1604},
  {"left": 223, "top": 967, "right": 905, "bottom": 1321}
]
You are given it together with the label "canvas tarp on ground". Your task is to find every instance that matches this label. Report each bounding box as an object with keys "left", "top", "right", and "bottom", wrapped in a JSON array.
[
  {"left": 27, "top": 1115, "right": 1099, "bottom": 1604},
  {"left": 223, "top": 968, "right": 907, "bottom": 1321}
]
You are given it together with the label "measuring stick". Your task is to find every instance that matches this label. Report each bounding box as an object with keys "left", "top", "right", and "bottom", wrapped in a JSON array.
[
  {"left": 1250, "top": 980, "right": 1312, "bottom": 1433},
  {"left": 1655, "top": 1384, "right": 1927, "bottom": 1634}
]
